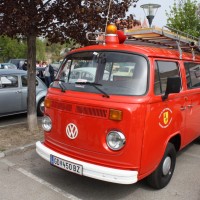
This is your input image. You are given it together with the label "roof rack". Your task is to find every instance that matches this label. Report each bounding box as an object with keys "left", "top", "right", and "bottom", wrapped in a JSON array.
[{"left": 124, "top": 26, "right": 200, "bottom": 60}]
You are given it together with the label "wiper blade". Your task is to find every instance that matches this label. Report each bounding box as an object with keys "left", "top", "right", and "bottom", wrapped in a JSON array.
[
  {"left": 75, "top": 81, "right": 110, "bottom": 98},
  {"left": 54, "top": 79, "right": 66, "bottom": 93}
]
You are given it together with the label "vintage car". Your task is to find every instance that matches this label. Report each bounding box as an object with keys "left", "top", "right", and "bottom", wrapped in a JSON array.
[
  {"left": 0, "top": 69, "right": 47, "bottom": 117},
  {"left": 0, "top": 63, "right": 17, "bottom": 69}
]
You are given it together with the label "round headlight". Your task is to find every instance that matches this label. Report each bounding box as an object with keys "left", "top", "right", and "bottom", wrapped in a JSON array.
[
  {"left": 42, "top": 116, "right": 52, "bottom": 132},
  {"left": 106, "top": 131, "right": 126, "bottom": 151}
]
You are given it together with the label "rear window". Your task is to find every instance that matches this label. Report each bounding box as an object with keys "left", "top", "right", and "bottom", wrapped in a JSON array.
[{"left": 184, "top": 62, "right": 200, "bottom": 88}]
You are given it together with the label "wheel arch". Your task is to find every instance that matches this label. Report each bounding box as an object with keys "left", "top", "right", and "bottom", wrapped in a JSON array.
[
  {"left": 36, "top": 90, "right": 46, "bottom": 107},
  {"left": 168, "top": 133, "right": 181, "bottom": 152}
]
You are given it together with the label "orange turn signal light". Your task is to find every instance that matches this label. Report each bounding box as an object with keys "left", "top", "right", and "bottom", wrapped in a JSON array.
[
  {"left": 106, "top": 24, "right": 117, "bottom": 34},
  {"left": 109, "top": 109, "right": 122, "bottom": 121},
  {"left": 44, "top": 99, "right": 51, "bottom": 108}
]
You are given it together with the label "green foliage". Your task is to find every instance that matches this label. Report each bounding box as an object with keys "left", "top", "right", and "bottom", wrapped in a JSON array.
[
  {"left": 0, "top": 36, "right": 77, "bottom": 63},
  {"left": 0, "top": 36, "right": 27, "bottom": 62},
  {"left": 36, "top": 39, "right": 46, "bottom": 62},
  {"left": 166, "top": 0, "right": 200, "bottom": 37}
]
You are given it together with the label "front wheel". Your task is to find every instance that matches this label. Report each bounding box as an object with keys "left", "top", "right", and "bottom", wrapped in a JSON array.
[
  {"left": 37, "top": 98, "right": 45, "bottom": 116},
  {"left": 195, "top": 136, "right": 200, "bottom": 144},
  {"left": 146, "top": 143, "right": 176, "bottom": 189}
]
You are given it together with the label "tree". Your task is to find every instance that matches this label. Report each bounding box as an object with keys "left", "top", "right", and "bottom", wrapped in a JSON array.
[
  {"left": 36, "top": 39, "right": 46, "bottom": 61},
  {"left": 0, "top": 0, "right": 139, "bottom": 131},
  {"left": 0, "top": 36, "right": 47, "bottom": 62},
  {"left": 166, "top": 0, "right": 200, "bottom": 37},
  {"left": 0, "top": 36, "right": 27, "bottom": 62}
]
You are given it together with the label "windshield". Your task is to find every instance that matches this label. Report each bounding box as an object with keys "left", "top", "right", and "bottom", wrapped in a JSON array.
[{"left": 52, "top": 51, "right": 148, "bottom": 96}]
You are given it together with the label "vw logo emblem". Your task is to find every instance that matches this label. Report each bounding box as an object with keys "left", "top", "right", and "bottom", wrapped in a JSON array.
[{"left": 66, "top": 123, "right": 78, "bottom": 139}]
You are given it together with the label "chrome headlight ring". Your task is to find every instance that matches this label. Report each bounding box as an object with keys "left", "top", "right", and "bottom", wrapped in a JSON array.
[
  {"left": 42, "top": 115, "right": 52, "bottom": 132},
  {"left": 106, "top": 131, "right": 126, "bottom": 151}
]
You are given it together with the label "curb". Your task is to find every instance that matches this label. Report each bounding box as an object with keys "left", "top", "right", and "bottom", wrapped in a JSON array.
[{"left": 0, "top": 142, "right": 36, "bottom": 158}]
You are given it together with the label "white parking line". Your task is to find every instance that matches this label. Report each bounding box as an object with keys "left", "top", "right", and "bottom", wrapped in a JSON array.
[
  {"left": 17, "top": 168, "right": 82, "bottom": 200},
  {"left": 0, "top": 158, "right": 82, "bottom": 200}
]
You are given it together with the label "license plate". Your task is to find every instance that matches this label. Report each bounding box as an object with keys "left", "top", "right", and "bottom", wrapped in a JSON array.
[{"left": 50, "top": 155, "right": 83, "bottom": 175}]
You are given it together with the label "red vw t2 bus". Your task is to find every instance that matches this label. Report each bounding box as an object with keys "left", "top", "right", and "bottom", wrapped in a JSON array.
[{"left": 36, "top": 25, "right": 200, "bottom": 189}]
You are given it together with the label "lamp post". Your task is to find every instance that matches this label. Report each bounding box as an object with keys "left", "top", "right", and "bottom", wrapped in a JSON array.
[{"left": 140, "top": 4, "right": 161, "bottom": 27}]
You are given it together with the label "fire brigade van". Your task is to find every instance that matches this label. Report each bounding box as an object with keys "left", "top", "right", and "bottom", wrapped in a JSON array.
[{"left": 36, "top": 24, "right": 200, "bottom": 189}]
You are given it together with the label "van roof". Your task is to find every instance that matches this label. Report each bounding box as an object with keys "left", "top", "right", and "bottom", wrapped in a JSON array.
[{"left": 71, "top": 44, "right": 200, "bottom": 61}]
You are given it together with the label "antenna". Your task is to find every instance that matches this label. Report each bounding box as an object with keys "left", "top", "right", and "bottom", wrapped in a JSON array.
[{"left": 105, "top": 0, "right": 112, "bottom": 33}]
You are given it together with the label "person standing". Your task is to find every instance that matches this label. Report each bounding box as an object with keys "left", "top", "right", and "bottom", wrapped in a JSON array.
[
  {"left": 22, "top": 60, "right": 28, "bottom": 71},
  {"left": 44, "top": 63, "right": 54, "bottom": 87}
]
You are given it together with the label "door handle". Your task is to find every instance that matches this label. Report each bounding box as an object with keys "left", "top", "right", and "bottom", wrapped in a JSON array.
[
  {"left": 16, "top": 90, "right": 22, "bottom": 93},
  {"left": 180, "top": 106, "right": 186, "bottom": 111},
  {"left": 187, "top": 104, "right": 193, "bottom": 108}
]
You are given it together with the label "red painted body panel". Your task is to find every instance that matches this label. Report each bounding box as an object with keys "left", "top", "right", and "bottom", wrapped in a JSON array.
[
  {"left": 42, "top": 41, "right": 200, "bottom": 182},
  {"left": 44, "top": 89, "right": 147, "bottom": 170}
]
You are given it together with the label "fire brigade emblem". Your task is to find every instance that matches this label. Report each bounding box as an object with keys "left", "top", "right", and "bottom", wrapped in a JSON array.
[
  {"left": 163, "top": 111, "right": 169, "bottom": 125},
  {"left": 66, "top": 123, "right": 78, "bottom": 139},
  {"left": 159, "top": 108, "right": 172, "bottom": 128}
]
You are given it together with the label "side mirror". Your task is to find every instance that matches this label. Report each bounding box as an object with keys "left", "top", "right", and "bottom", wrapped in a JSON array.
[{"left": 162, "top": 77, "right": 181, "bottom": 101}]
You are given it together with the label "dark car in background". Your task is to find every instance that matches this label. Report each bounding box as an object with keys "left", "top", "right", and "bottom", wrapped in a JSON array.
[
  {"left": 8, "top": 58, "right": 26, "bottom": 69},
  {"left": 0, "top": 69, "right": 47, "bottom": 117}
]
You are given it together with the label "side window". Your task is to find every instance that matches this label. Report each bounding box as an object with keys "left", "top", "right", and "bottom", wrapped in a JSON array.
[
  {"left": 184, "top": 62, "right": 200, "bottom": 88},
  {"left": 22, "top": 75, "right": 38, "bottom": 87},
  {"left": 154, "top": 61, "right": 180, "bottom": 95},
  {"left": 0, "top": 75, "right": 18, "bottom": 88}
]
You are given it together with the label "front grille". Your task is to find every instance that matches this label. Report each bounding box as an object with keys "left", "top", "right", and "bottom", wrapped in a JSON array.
[
  {"left": 50, "top": 100, "right": 108, "bottom": 118},
  {"left": 76, "top": 105, "right": 108, "bottom": 118},
  {"left": 52, "top": 101, "right": 72, "bottom": 112}
]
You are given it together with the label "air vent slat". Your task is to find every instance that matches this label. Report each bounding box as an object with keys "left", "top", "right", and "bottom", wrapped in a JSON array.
[{"left": 76, "top": 105, "right": 107, "bottom": 118}]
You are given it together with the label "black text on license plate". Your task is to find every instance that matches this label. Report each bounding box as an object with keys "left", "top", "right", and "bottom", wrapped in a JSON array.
[{"left": 50, "top": 155, "right": 83, "bottom": 175}]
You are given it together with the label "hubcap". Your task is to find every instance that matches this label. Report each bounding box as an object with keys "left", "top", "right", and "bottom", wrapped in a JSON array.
[
  {"left": 40, "top": 101, "right": 44, "bottom": 113},
  {"left": 162, "top": 156, "right": 171, "bottom": 176}
]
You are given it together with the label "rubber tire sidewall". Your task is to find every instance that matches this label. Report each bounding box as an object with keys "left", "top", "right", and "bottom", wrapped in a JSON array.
[
  {"left": 146, "top": 143, "right": 176, "bottom": 189},
  {"left": 37, "top": 98, "right": 45, "bottom": 116}
]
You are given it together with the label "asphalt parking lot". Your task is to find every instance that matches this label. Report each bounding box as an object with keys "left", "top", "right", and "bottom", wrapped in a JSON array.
[{"left": 0, "top": 140, "right": 200, "bottom": 200}]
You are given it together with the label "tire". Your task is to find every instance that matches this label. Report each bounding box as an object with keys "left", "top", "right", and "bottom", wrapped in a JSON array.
[
  {"left": 195, "top": 136, "right": 200, "bottom": 144},
  {"left": 146, "top": 143, "right": 176, "bottom": 189},
  {"left": 37, "top": 98, "right": 45, "bottom": 116}
]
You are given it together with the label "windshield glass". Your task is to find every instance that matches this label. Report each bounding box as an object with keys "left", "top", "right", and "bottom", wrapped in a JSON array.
[{"left": 53, "top": 51, "right": 148, "bottom": 96}]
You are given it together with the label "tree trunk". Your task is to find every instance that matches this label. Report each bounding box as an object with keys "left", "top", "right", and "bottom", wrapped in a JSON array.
[{"left": 27, "top": 35, "right": 38, "bottom": 132}]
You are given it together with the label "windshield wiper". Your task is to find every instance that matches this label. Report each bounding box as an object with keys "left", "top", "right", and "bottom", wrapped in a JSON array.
[
  {"left": 54, "top": 79, "right": 67, "bottom": 92},
  {"left": 75, "top": 81, "right": 110, "bottom": 98}
]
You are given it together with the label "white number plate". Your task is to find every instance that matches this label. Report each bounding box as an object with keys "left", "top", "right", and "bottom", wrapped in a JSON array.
[{"left": 50, "top": 155, "right": 83, "bottom": 175}]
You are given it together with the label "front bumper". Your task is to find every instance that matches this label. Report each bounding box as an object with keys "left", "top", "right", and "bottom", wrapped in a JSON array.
[{"left": 36, "top": 141, "right": 138, "bottom": 184}]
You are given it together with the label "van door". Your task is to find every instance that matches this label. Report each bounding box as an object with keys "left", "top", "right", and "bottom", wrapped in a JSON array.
[
  {"left": 0, "top": 75, "right": 22, "bottom": 115},
  {"left": 140, "top": 59, "right": 185, "bottom": 175}
]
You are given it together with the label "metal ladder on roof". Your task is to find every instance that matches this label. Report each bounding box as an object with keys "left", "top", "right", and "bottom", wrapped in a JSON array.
[{"left": 124, "top": 26, "right": 200, "bottom": 60}]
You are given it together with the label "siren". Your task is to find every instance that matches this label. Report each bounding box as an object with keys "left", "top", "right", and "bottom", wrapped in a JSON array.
[
  {"left": 117, "top": 30, "right": 127, "bottom": 44},
  {"left": 105, "top": 24, "right": 126, "bottom": 44}
]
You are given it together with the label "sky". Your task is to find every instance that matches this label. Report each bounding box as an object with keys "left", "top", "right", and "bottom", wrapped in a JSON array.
[{"left": 128, "top": 0, "right": 200, "bottom": 28}]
